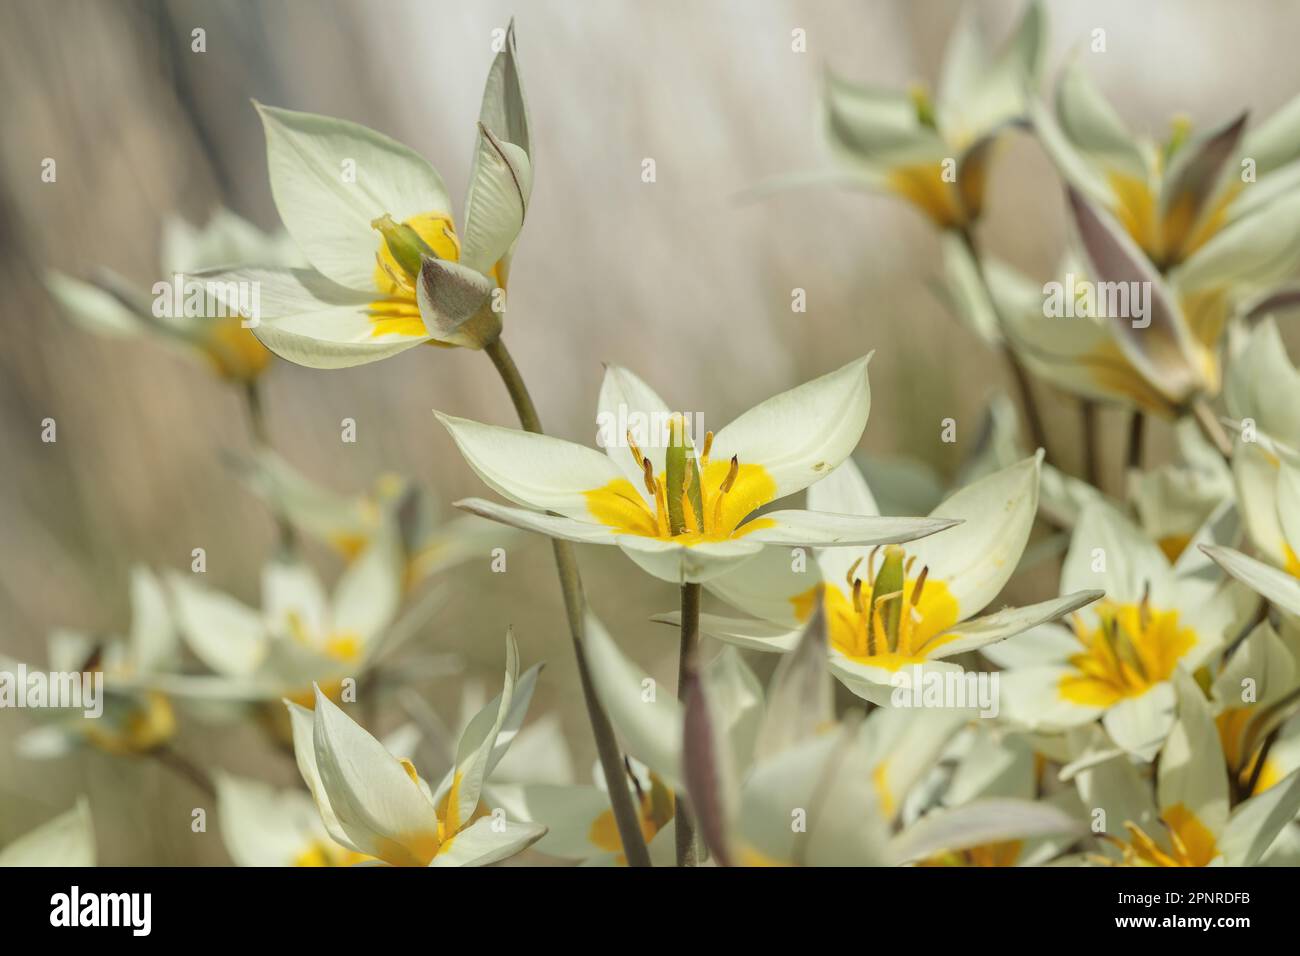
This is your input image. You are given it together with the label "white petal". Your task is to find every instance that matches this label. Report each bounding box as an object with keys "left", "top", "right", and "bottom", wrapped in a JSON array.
[
  {"left": 46, "top": 271, "right": 143, "bottom": 337},
  {"left": 1102, "top": 682, "right": 1177, "bottom": 762},
  {"left": 681, "top": 612, "right": 801, "bottom": 653},
  {"left": 746, "top": 510, "right": 958, "bottom": 548},
  {"left": 1203, "top": 545, "right": 1300, "bottom": 617},
  {"left": 582, "top": 611, "right": 683, "bottom": 789},
  {"left": 436, "top": 413, "right": 625, "bottom": 521},
  {"left": 0, "top": 798, "right": 94, "bottom": 867},
  {"left": 1064, "top": 501, "right": 1176, "bottom": 607},
  {"left": 596, "top": 364, "right": 673, "bottom": 492},
  {"left": 927, "top": 590, "right": 1103, "bottom": 659},
  {"left": 806, "top": 458, "right": 879, "bottom": 517},
  {"left": 1159, "top": 670, "right": 1228, "bottom": 835},
  {"left": 166, "top": 571, "right": 266, "bottom": 678},
  {"left": 453, "top": 497, "right": 618, "bottom": 544},
  {"left": 216, "top": 773, "right": 322, "bottom": 867},
  {"left": 460, "top": 125, "right": 531, "bottom": 277},
  {"left": 330, "top": 522, "right": 403, "bottom": 642},
  {"left": 311, "top": 688, "right": 441, "bottom": 865},
  {"left": 615, "top": 534, "right": 762, "bottom": 585},
  {"left": 256, "top": 103, "right": 451, "bottom": 290},
  {"left": 998, "top": 666, "right": 1106, "bottom": 731},
  {"left": 429, "top": 817, "right": 545, "bottom": 867},
  {"left": 488, "top": 784, "right": 615, "bottom": 859},
  {"left": 890, "top": 798, "right": 1080, "bottom": 865},
  {"left": 978, "top": 621, "right": 1078, "bottom": 668},
  {"left": 905, "top": 455, "right": 1042, "bottom": 620},
  {"left": 438, "top": 632, "right": 523, "bottom": 827},
  {"left": 1221, "top": 768, "right": 1300, "bottom": 866},
  {"left": 704, "top": 543, "right": 817, "bottom": 629},
  {"left": 127, "top": 566, "right": 178, "bottom": 673},
  {"left": 710, "top": 355, "right": 872, "bottom": 501}
]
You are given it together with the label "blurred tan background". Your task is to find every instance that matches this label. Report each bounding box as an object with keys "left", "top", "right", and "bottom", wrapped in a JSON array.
[{"left": 3, "top": 0, "right": 1300, "bottom": 863}]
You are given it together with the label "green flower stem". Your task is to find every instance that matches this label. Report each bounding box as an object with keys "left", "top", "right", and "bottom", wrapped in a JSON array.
[
  {"left": 242, "top": 379, "right": 298, "bottom": 559},
  {"left": 956, "top": 226, "right": 1052, "bottom": 463},
  {"left": 675, "top": 580, "right": 701, "bottom": 867},
  {"left": 1191, "top": 398, "right": 1233, "bottom": 460},
  {"left": 484, "top": 337, "right": 653, "bottom": 868}
]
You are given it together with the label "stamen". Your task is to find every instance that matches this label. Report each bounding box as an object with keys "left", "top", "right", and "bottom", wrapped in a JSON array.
[
  {"left": 845, "top": 555, "right": 864, "bottom": 592},
  {"left": 627, "top": 432, "right": 645, "bottom": 472},
  {"left": 911, "top": 565, "right": 930, "bottom": 606},
  {"left": 711, "top": 455, "right": 740, "bottom": 532},
  {"left": 375, "top": 253, "right": 415, "bottom": 294},
  {"left": 641, "top": 457, "right": 657, "bottom": 499},
  {"left": 701, "top": 430, "right": 714, "bottom": 464},
  {"left": 904, "top": 555, "right": 916, "bottom": 576},
  {"left": 851, "top": 577, "right": 865, "bottom": 614},
  {"left": 866, "top": 545, "right": 881, "bottom": 581}
]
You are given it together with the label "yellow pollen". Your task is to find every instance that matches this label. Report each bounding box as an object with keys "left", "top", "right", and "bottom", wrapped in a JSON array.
[{"left": 1058, "top": 599, "right": 1197, "bottom": 707}]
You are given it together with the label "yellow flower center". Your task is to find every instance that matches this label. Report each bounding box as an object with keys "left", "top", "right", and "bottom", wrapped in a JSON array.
[
  {"left": 584, "top": 425, "right": 776, "bottom": 545},
  {"left": 1103, "top": 804, "right": 1218, "bottom": 867},
  {"left": 201, "top": 314, "right": 272, "bottom": 380},
  {"left": 84, "top": 691, "right": 177, "bottom": 755},
  {"left": 293, "top": 840, "right": 372, "bottom": 867},
  {"left": 368, "top": 211, "right": 462, "bottom": 338},
  {"left": 790, "top": 547, "right": 960, "bottom": 670},
  {"left": 1058, "top": 599, "right": 1197, "bottom": 707},
  {"left": 917, "top": 840, "right": 1023, "bottom": 867},
  {"left": 589, "top": 772, "right": 675, "bottom": 866},
  {"left": 1106, "top": 166, "right": 1242, "bottom": 272}
]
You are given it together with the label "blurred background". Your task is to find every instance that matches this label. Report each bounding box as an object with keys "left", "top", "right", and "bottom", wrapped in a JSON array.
[{"left": 3, "top": 0, "right": 1300, "bottom": 863}]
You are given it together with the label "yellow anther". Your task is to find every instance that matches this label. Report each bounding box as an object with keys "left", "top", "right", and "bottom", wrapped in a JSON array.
[
  {"left": 852, "top": 577, "right": 865, "bottom": 614},
  {"left": 701, "top": 430, "right": 714, "bottom": 464},
  {"left": 720, "top": 455, "right": 740, "bottom": 493}
]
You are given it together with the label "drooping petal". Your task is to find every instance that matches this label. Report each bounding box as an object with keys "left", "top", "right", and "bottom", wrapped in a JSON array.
[
  {"left": 709, "top": 355, "right": 872, "bottom": 502},
  {"left": 255, "top": 103, "right": 451, "bottom": 291}
]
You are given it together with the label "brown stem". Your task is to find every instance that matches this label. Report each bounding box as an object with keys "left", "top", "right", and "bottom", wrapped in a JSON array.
[
  {"left": 151, "top": 745, "right": 216, "bottom": 800},
  {"left": 675, "top": 581, "right": 701, "bottom": 867},
  {"left": 1125, "top": 409, "right": 1146, "bottom": 475},
  {"left": 483, "top": 337, "right": 652, "bottom": 867},
  {"left": 1081, "top": 399, "right": 1100, "bottom": 488}
]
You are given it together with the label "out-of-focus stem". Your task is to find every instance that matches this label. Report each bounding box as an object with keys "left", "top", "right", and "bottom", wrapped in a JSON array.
[
  {"left": 242, "top": 379, "right": 297, "bottom": 559},
  {"left": 483, "top": 337, "right": 652, "bottom": 868},
  {"left": 1190, "top": 398, "right": 1232, "bottom": 460},
  {"left": 1126, "top": 409, "right": 1147, "bottom": 476},
  {"left": 1081, "top": 399, "right": 1100, "bottom": 488},
  {"left": 675, "top": 580, "right": 701, "bottom": 867},
  {"left": 957, "top": 226, "right": 1052, "bottom": 462}
]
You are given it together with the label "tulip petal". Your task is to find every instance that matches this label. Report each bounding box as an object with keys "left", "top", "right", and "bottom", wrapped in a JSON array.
[
  {"left": 453, "top": 497, "right": 618, "bottom": 544},
  {"left": 166, "top": 572, "right": 266, "bottom": 678},
  {"left": 1159, "top": 669, "right": 1228, "bottom": 834},
  {"left": 747, "top": 510, "right": 958, "bottom": 548},
  {"left": 437, "top": 413, "right": 626, "bottom": 522},
  {"left": 311, "top": 688, "right": 441, "bottom": 865},
  {"left": 1203, "top": 544, "right": 1300, "bottom": 616},
  {"left": 709, "top": 355, "right": 872, "bottom": 501},
  {"left": 596, "top": 364, "right": 674, "bottom": 492},
  {"left": 890, "top": 798, "right": 1080, "bottom": 865},
  {"left": 429, "top": 817, "right": 546, "bottom": 867},
  {"left": 583, "top": 611, "right": 683, "bottom": 789},
  {"left": 904, "top": 455, "right": 1042, "bottom": 620},
  {"left": 285, "top": 699, "right": 357, "bottom": 852},
  {"left": 927, "top": 590, "right": 1104, "bottom": 659},
  {"left": 615, "top": 534, "right": 763, "bottom": 585},
  {"left": 1221, "top": 767, "right": 1300, "bottom": 866},
  {"left": 1102, "top": 682, "right": 1177, "bottom": 762},
  {"left": 460, "top": 124, "right": 531, "bottom": 278},
  {"left": 666, "top": 611, "right": 801, "bottom": 653},
  {"left": 0, "top": 798, "right": 94, "bottom": 867},
  {"left": 255, "top": 103, "right": 451, "bottom": 290}
]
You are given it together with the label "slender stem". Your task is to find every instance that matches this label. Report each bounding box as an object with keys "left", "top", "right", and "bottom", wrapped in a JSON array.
[
  {"left": 151, "top": 745, "right": 216, "bottom": 800},
  {"left": 1080, "top": 399, "right": 1100, "bottom": 488},
  {"left": 675, "top": 581, "right": 701, "bottom": 867},
  {"left": 483, "top": 337, "right": 652, "bottom": 868},
  {"left": 1190, "top": 398, "right": 1232, "bottom": 460},
  {"left": 242, "top": 379, "right": 298, "bottom": 559},
  {"left": 1125, "top": 409, "right": 1147, "bottom": 476},
  {"left": 957, "top": 227, "right": 1052, "bottom": 462}
]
